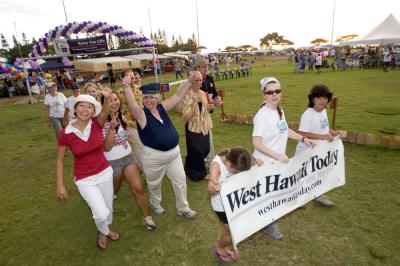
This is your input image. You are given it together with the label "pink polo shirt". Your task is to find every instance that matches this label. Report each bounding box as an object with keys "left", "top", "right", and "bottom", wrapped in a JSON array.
[{"left": 58, "top": 118, "right": 109, "bottom": 181}]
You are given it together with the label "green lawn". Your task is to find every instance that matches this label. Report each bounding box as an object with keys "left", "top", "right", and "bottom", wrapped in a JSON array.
[{"left": 0, "top": 57, "right": 399, "bottom": 265}]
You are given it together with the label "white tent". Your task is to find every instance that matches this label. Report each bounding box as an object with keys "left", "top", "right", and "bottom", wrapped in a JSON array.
[
  {"left": 72, "top": 56, "right": 141, "bottom": 72},
  {"left": 163, "top": 52, "right": 188, "bottom": 59},
  {"left": 340, "top": 14, "right": 400, "bottom": 46},
  {"left": 123, "top": 54, "right": 170, "bottom": 60}
]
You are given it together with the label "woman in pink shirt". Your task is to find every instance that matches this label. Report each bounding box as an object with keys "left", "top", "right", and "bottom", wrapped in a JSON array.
[{"left": 55, "top": 87, "right": 120, "bottom": 250}]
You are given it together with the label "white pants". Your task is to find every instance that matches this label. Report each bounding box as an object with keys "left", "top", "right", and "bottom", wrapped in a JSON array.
[
  {"left": 127, "top": 127, "right": 144, "bottom": 168},
  {"left": 141, "top": 145, "right": 189, "bottom": 211},
  {"left": 75, "top": 167, "right": 114, "bottom": 235}
]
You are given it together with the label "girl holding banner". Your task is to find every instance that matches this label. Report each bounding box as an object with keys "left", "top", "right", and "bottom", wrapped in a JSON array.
[
  {"left": 296, "top": 84, "right": 339, "bottom": 207},
  {"left": 252, "top": 77, "right": 314, "bottom": 240},
  {"left": 208, "top": 147, "right": 252, "bottom": 263}
]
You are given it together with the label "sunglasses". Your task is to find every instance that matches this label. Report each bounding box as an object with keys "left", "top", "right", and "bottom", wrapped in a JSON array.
[{"left": 264, "top": 89, "right": 282, "bottom": 95}]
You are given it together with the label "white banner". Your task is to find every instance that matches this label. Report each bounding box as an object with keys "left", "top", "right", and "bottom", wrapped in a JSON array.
[
  {"left": 220, "top": 137, "right": 345, "bottom": 249},
  {"left": 54, "top": 39, "right": 70, "bottom": 56}
]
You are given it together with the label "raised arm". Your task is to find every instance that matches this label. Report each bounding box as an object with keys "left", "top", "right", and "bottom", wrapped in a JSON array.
[
  {"left": 63, "top": 107, "right": 70, "bottom": 127},
  {"left": 162, "top": 73, "right": 194, "bottom": 112},
  {"left": 96, "top": 87, "right": 112, "bottom": 127},
  {"left": 103, "top": 113, "right": 120, "bottom": 151},
  {"left": 122, "top": 73, "right": 147, "bottom": 128},
  {"left": 181, "top": 92, "right": 200, "bottom": 124}
]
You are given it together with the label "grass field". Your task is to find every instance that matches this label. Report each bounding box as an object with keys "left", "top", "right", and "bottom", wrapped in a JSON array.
[{"left": 0, "top": 57, "right": 399, "bottom": 265}]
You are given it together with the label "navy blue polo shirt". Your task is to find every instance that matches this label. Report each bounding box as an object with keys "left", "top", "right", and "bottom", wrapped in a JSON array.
[{"left": 137, "top": 104, "right": 179, "bottom": 151}]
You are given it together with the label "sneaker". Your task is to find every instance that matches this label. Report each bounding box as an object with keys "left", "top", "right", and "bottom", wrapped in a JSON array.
[
  {"left": 177, "top": 208, "right": 197, "bottom": 219},
  {"left": 142, "top": 216, "right": 156, "bottom": 230},
  {"left": 314, "top": 195, "right": 335, "bottom": 207},
  {"left": 262, "top": 222, "right": 283, "bottom": 240},
  {"left": 113, "top": 194, "right": 118, "bottom": 200},
  {"left": 150, "top": 205, "right": 165, "bottom": 215}
]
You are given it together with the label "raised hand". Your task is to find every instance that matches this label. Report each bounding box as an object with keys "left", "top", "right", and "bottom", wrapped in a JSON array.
[
  {"left": 109, "top": 112, "right": 120, "bottom": 129},
  {"left": 96, "top": 87, "right": 112, "bottom": 99},
  {"left": 122, "top": 73, "right": 133, "bottom": 87}
]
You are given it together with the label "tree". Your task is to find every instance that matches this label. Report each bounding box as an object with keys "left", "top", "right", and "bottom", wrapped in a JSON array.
[
  {"left": 162, "top": 30, "right": 168, "bottom": 46},
  {"left": 224, "top": 46, "right": 238, "bottom": 52},
  {"left": 260, "top": 32, "right": 284, "bottom": 51},
  {"left": 239, "top": 44, "right": 255, "bottom": 51},
  {"left": 280, "top": 39, "right": 294, "bottom": 49},
  {"left": 12, "top": 35, "right": 19, "bottom": 48},
  {"left": 1, "top": 33, "right": 10, "bottom": 50},
  {"left": 0, "top": 34, "right": 10, "bottom": 57},
  {"left": 139, "top": 27, "right": 144, "bottom": 37},
  {"left": 177, "top": 35, "right": 183, "bottom": 45},
  {"left": 22, "top": 32, "right": 29, "bottom": 45},
  {"left": 191, "top": 33, "right": 197, "bottom": 48},
  {"left": 310, "top": 38, "right": 328, "bottom": 45},
  {"left": 335, "top": 34, "right": 358, "bottom": 42}
]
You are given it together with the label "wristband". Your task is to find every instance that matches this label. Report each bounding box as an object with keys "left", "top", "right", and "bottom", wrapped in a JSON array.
[{"left": 301, "top": 136, "right": 305, "bottom": 142}]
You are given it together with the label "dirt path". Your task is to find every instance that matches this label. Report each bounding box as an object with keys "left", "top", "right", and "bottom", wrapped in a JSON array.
[{"left": 0, "top": 95, "right": 44, "bottom": 106}]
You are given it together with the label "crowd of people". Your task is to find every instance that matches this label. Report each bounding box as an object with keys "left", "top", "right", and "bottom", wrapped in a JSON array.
[
  {"left": 48, "top": 57, "right": 340, "bottom": 263},
  {"left": 289, "top": 44, "right": 400, "bottom": 73}
]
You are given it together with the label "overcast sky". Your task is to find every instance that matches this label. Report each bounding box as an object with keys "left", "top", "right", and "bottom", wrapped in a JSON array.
[{"left": 1, "top": 0, "right": 399, "bottom": 52}]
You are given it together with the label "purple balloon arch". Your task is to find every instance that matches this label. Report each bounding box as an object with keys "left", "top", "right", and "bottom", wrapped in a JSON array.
[{"left": 29, "top": 21, "right": 155, "bottom": 58}]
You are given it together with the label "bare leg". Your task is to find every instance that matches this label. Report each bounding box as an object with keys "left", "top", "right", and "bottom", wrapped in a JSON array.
[{"left": 123, "top": 164, "right": 150, "bottom": 217}]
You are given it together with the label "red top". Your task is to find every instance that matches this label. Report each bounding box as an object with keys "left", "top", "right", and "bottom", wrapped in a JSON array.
[{"left": 58, "top": 118, "right": 110, "bottom": 181}]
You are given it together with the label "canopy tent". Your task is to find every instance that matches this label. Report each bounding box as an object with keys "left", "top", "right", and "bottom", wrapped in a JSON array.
[
  {"left": 123, "top": 54, "right": 170, "bottom": 60},
  {"left": 163, "top": 52, "right": 188, "bottom": 59},
  {"left": 72, "top": 56, "right": 141, "bottom": 72},
  {"left": 29, "top": 60, "right": 74, "bottom": 72},
  {"left": 340, "top": 14, "right": 400, "bottom": 46}
]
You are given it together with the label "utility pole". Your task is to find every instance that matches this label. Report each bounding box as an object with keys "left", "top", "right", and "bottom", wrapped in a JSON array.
[
  {"left": 196, "top": 0, "right": 200, "bottom": 47},
  {"left": 61, "top": 0, "right": 69, "bottom": 23},
  {"left": 330, "top": 0, "right": 336, "bottom": 44},
  {"left": 14, "top": 21, "right": 33, "bottom": 104}
]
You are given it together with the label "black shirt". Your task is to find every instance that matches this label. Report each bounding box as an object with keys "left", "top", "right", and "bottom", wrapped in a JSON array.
[{"left": 200, "top": 74, "right": 217, "bottom": 113}]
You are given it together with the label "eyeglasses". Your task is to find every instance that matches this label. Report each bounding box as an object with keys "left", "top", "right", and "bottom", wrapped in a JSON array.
[{"left": 264, "top": 89, "right": 282, "bottom": 95}]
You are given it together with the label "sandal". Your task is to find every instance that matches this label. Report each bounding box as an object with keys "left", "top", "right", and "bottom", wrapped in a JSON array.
[
  {"left": 225, "top": 249, "right": 239, "bottom": 261},
  {"left": 211, "top": 245, "right": 234, "bottom": 264},
  {"left": 107, "top": 230, "right": 120, "bottom": 241},
  {"left": 97, "top": 232, "right": 107, "bottom": 250}
]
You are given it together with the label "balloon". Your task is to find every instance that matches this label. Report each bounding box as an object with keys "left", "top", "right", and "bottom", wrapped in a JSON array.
[{"left": 16, "top": 72, "right": 25, "bottom": 79}]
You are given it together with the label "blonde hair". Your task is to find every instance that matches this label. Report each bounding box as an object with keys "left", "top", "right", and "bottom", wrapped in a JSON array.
[{"left": 83, "top": 82, "right": 98, "bottom": 93}]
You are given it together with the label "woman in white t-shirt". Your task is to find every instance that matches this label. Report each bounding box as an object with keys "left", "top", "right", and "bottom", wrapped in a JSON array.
[
  {"left": 44, "top": 82, "right": 67, "bottom": 140},
  {"left": 296, "top": 85, "right": 339, "bottom": 206},
  {"left": 252, "top": 77, "right": 314, "bottom": 240}
]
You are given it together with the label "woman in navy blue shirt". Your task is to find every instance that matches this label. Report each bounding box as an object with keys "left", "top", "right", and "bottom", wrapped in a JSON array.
[{"left": 122, "top": 70, "right": 198, "bottom": 219}]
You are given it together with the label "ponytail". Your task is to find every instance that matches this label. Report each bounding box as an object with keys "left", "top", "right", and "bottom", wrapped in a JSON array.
[{"left": 277, "top": 104, "right": 283, "bottom": 120}]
